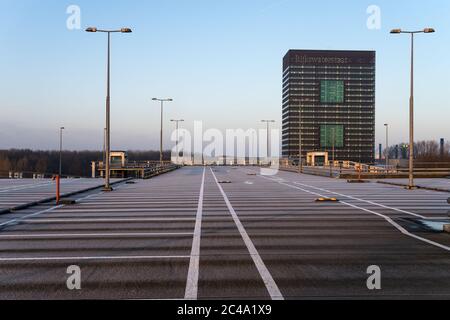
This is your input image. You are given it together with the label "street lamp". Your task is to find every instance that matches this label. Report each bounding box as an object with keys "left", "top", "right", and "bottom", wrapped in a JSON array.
[
  {"left": 298, "top": 103, "right": 303, "bottom": 174},
  {"left": 153, "top": 98, "right": 173, "bottom": 166},
  {"left": 331, "top": 127, "right": 336, "bottom": 165},
  {"left": 384, "top": 123, "right": 389, "bottom": 173},
  {"left": 171, "top": 119, "right": 185, "bottom": 165},
  {"left": 390, "top": 27, "right": 435, "bottom": 189},
  {"left": 261, "top": 120, "right": 276, "bottom": 161},
  {"left": 59, "top": 127, "right": 65, "bottom": 177},
  {"left": 86, "top": 26, "right": 132, "bottom": 191}
]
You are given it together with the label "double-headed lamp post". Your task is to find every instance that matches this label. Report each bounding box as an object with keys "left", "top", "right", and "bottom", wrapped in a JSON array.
[
  {"left": 390, "top": 27, "right": 435, "bottom": 189},
  {"left": 59, "top": 127, "right": 65, "bottom": 177},
  {"left": 153, "top": 98, "right": 173, "bottom": 166},
  {"left": 261, "top": 120, "right": 276, "bottom": 161},
  {"left": 86, "top": 27, "right": 132, "bottom": 191},
  {"left": 171, "top": 119, "right": 185, "bottom": 165}
]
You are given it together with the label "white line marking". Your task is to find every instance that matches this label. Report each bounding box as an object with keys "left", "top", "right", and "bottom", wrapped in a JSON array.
[
  {"left": 21, "top": 218, "right": 196, "bottom": 223},
  {"left": 210, "top": 168, "right": 284, "bottom": 300},
  {"left": 0, "top": 232, "right": 194, "bottom": 239},
  {"left": 293, "top": 181, "right": 428, "bottom": 219},
  {"left": 185, "top": 167, "right": 206, "bottom": 300},
  {"left": 0, "top": 179, "right": 80, "bottom": 193},
  {"left": 0, "top": 182, "right": 52, "bottom": 192},
  {"left": 0, "top": 205, "right": 64, "bottom": 228},
  {"left": 260, "top": 176, "right": 450, "bottom": 253},
  {"left": 0, "top": 182, "right": 56, "bottom": 193},
  {"left": 0, "top": 183, "right": 121, "bottom": 229},
  {"left": 0, "top": 255, "right": 190, "bottom": 262}
]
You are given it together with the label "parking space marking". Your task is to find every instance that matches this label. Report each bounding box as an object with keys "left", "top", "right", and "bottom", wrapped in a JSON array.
[
  {"left": 211, "top": 168, "right": 284, "bottom": 300},
  {"left": 0, "top": 255, "right": 191, "bottom": 262},
  {"left": 185, "top": 167, "right": 206, "bottom": 300},
  {"left": 259, "top": 175, "right": 450, "bottom": 253},
  {"left": 293, "top": 181, "right": 427, "bottom": 219},
  {"left": 0, "top": 232, "right": 194, "bottom": 239},
  {"left": 0, "top": 205, "right": 64, "bottom": 228},
  {"left": 21, "top": 217, "right": 196, "bottom": 223}
]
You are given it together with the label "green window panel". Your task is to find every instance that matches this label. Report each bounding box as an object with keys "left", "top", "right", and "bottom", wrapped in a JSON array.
[
  {"left": 320, "top": 80, "right": 345, "bottom": 104},
  {"left": 320, "top": 125, "right": 344, "bottom": 148}
]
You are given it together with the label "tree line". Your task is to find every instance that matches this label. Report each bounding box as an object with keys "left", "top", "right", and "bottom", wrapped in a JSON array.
[
  {"left": 0, "top": 149, "right": 171, "bottom": 178},
  {"left": 385, "top": 140, "right": 450, "bottom": 162}
]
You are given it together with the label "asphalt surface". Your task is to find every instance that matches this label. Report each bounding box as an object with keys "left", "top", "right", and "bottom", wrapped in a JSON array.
[
  {"left": 0, "top": 178, "right": 122, "bottom": 212},
  {"left": 0, "top": 167, "right": 449, "bottom": 300}
]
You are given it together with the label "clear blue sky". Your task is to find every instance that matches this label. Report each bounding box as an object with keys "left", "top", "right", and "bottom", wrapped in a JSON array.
[{"left": 0, "top": 0, "right": 449, "bottom": 151}]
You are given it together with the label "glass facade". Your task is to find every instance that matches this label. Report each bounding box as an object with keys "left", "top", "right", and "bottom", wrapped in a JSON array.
[
  {"left": 320, "top": 125, "right": 344, "bottom": 148},
  {"left": 282, "top": 50, "right": 376, "bottom": 163},
  {"left": 320, "top": 80, "right": 345, "bottom": 104}
]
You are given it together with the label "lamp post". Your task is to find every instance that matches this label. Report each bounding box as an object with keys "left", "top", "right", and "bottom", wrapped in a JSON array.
[
  {"left": 153, "top": 98, "right": 173, "bottom": 166},
  {"left": 261, "top": 120, "right": 275, "bottom": 162},
  {"left": 332, "top": 128, "right": 336, "bottom": 164},
  {"left": 171, "top": 119, "right": 184, "bottom": 165},
  {"left": 103, "top": 127, "right": 106, "bottom": 170},
  {"left": 298, "top": 103, "right": 303, "bottom": 174},
  {"left": 390, "top": 27, "right": 435, "bottom": 189},
  {"left": 59, "top": 127, "right": 65, "bottom": 177},
  {"left": 384, "top": 123, "right": 389, "bottom": 172},
  {"left": 86, "top": 27, "right": 132, "bottom": 191}
]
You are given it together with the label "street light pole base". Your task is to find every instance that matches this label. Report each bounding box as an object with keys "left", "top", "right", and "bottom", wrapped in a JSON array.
[
  {"left": 405, "top": 185, "right": 418, "bottom": 190},
  {"left": 103, "top": 186, "right": 114, "bottom": 192}
]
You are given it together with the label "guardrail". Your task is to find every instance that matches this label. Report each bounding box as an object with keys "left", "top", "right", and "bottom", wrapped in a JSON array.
[
  {"left": 142, "top": 163, "right": 180, "bottom": 179},
  {"left": 280, "top": 162, "right": 450, "bottom": 179}
]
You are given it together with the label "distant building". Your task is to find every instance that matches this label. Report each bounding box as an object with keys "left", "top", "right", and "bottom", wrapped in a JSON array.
[{"left": 282, "top": 50, "right": 376, "bottom": 164}]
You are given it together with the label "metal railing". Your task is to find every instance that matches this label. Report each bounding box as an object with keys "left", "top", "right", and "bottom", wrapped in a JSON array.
[{"left": 279, "top": 159, "right": 450, "bottom": 179}]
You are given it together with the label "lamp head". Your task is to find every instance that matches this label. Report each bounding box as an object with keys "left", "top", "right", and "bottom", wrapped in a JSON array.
[{"left": 85, "top": 27, "right": 98, "bottom": 33}]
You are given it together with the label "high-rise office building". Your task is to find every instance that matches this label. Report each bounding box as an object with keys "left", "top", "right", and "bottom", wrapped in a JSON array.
[{"left": 282, "top": 50, "right": 376, "bottom": 164}]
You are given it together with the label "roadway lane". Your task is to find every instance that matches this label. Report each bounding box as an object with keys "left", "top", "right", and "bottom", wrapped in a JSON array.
[
  {"left": 0, "top": 167, "right": 449, "bottom": 299},
  {"left": 216, "top": 167, "right": 450, "bottom": 299},
  {"left": 0, "top": 169, "right": 203, "bottom": 299},
  {"left": 197, "top": 168, "right": 271, "bottom": 299}
]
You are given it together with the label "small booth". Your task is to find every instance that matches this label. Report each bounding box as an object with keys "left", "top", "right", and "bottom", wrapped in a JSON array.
[{"left": 307, "top": 152, "right": 329, "bottom": 167}]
